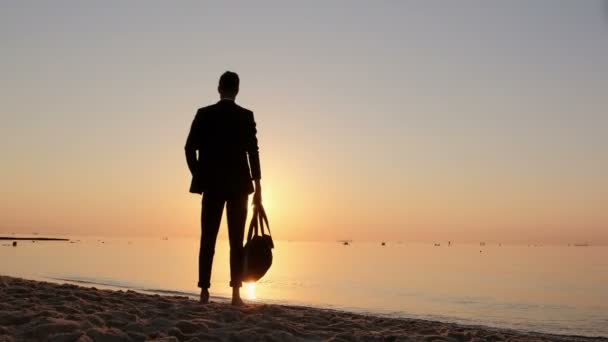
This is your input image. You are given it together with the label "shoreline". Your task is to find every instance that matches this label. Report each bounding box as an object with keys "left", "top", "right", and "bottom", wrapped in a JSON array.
[
  {"left": 30, "top": 276, "right": 607, "bottom": 339},
  {"left": 1, "top": 276, "right": 605, "bottom": 341}
]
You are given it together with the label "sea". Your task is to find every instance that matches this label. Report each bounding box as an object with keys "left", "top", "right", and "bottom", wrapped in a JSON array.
[{"left": 1, "top": 237, "right": 607, "bottom": 338}]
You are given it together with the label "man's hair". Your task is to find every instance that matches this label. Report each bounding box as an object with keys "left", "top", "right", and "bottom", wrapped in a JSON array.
[{"left": 218, "top": 71, "right": 239, "bottom": 95}]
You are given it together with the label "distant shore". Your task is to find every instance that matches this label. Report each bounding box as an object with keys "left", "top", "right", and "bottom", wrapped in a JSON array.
[
  {"left": 0, "top": 237, "right": 69, "bottom": 241},
  {"left": 0, "top": 276, "right": 605, "bottom": 341}
]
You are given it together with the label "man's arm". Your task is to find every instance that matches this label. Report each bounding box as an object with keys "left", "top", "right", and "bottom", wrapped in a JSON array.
[
  {"left": 185, "top": 149, "right": 197, "bottom": 176},
  {"left": 247, "top": 111, "right": 262, "bottom": 205},
  {"left": 253, "top": 179, "right": 262, "bottom": 206},
  {"left": 185, "top": 111, "right": 201, "bottom": 176}
]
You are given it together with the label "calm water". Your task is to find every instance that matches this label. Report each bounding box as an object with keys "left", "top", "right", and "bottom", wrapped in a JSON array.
[{"left": 1, "top": 237, "right": 607, "bottom": 337}]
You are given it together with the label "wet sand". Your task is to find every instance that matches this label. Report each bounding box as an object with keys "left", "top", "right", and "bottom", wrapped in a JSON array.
[{"left": 0, "top": 276, "right": 605, "bottom": 341}]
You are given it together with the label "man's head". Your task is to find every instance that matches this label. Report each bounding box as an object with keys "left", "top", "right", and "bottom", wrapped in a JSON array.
[{"left": 218, "top": 71, "right": 239, "bottom": 99}]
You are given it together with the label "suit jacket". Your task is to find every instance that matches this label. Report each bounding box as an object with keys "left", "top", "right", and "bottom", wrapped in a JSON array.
[{"left": 185, "top": 99, "right": 261, "bottom": 195}]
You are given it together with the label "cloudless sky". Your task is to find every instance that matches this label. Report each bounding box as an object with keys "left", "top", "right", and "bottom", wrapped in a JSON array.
[{"left": 1, "top": 1, "right": 607, "bottom": 244}]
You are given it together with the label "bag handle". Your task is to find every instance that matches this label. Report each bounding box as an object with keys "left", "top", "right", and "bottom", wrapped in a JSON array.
[
  {"left": 246, "top": 204, "right": 271, "bottom": 242},
  {"left": 247, "top": 207, "right": 259, "bottom": 242},
  {"left": 257, "top": 204, "right": 271, "bottom": 236}
]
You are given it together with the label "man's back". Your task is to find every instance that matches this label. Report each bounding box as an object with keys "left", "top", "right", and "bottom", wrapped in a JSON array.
[
  {"left": 187, "top": 71, "right": 262, "bottom": 306},
  {"left": 185, "top": 99, "right": 260, "bottom": 195}
]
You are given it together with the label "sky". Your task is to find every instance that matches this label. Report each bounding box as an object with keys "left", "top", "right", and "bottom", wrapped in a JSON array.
[{"left": 1, "top": 1, "right": 607, "bottom": 244}]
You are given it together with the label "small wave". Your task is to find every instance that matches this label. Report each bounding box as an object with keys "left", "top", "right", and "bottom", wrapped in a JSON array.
[
  {"left": 48, "top": 277, "right": 139, "bottom": 290},
  {"left": 46, "top": 276, "right": 225, "bottom": 301},
  {"left": 141, "top": 288, "right": 199, "bottom": 297}
]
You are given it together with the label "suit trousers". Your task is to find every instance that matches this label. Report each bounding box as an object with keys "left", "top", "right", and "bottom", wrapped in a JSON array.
[{"left": 198, "top": 192, "right": 248, "bottom": 289}]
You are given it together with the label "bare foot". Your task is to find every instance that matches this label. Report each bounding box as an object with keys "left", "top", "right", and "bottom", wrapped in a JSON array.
[
  {"left": 200, "top": 289, "right": 210, "bottom": 304},
  {"left": 231, "top": 287, "right": 244, "bottom": 306},
  {"left": 231, "top": 297, "right": 245, "bottom": 306}
]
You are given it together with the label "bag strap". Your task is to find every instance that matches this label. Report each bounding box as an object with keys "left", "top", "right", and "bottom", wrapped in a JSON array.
[
  {"left": 246, "top": 204, "right": 271, "bottom": 242},
  {"left": 257, "top": 205, "right": 271, "bottom": 236},
  {"left": 246, "top": 207, "right": 259, "bottom": 242}
]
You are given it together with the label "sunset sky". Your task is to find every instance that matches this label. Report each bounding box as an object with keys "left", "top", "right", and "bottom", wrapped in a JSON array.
[{"left": 1, "top": 1, "right": 607, "bottom": 244}]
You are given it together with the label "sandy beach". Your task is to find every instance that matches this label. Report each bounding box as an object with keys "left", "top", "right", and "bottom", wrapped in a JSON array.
[{"left": 0, "top": 276, "right": 605, "bottom": 342}]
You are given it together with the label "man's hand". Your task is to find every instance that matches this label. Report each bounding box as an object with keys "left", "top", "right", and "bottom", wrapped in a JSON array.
[{"left": 253, "top": 180, "right": 262, "bottom": 207}]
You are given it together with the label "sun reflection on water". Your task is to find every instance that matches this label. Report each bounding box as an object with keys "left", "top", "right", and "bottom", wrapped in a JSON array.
[{"left": 245, "top": 282, "right": 257, "bottom": 300}]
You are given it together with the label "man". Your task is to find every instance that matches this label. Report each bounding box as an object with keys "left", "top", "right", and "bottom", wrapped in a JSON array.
[{"left": 185, "top": 71, "right": 262, "bottom": 306}]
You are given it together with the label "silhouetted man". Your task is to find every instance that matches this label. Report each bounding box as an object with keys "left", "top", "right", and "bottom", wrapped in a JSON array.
[{"left": 185, "top": 71, "right": 262, "bottom": 306}]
